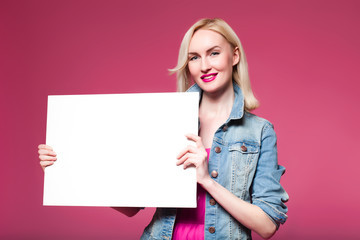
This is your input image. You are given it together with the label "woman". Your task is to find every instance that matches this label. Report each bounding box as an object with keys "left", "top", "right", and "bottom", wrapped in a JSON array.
[{"left": 39, "top": 18, "right": 288, "bottom": 239}]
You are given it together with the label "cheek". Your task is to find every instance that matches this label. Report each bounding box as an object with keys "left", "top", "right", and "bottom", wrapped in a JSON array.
[
  {"left": 212, "top": 57, "right": 230, "bottom": 72},
  {"left": 187, "top": 63, "right": 198, "bottom": 77},
  {"left": 213, "top": 52, "right": 232, "bottom": 68},
  {"left": 223, "top": 55, "right": 235, "bottom": 73}
]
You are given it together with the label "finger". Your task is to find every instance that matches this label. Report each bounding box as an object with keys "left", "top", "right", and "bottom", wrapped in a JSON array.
[
  {"left": 39, "top": 155, "right": 57, "bottom": 161},
  {"left": 177, "top": 145, "right": 197, "bottom": 159},
  {"left": 185, "top": 134, "right": 204, "bottom": 148},
  {"left": 38, "top": 149, "right": 57, "bottom": 156},
  {"left": 40, "top": 160, "right": 54, "bottom": 169},
  {"left": 176, "top": 152, "right": 192, "bottom": 166},
  {"left": 185, "top": 133, "right": 201, "bottom": 142},
  {"left": 183, "top": 158, "right": 196, "bottom": 169},
  {"left": 38, "top": 144, "right": 53, "bottom": 151}
]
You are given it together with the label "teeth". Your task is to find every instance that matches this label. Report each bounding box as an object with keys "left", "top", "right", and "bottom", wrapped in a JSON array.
[{"left": 204, "top": 75, "right": 215, "bottom": 79}]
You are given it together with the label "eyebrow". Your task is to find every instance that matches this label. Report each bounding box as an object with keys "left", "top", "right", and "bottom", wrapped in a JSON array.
[{"left": 188, "top": 46, "right": 221, "bottom": 55}]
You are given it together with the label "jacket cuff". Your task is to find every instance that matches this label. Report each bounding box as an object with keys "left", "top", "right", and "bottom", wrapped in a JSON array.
[{"left": 253, "top": 198, "right": 288, "bottom": 228}]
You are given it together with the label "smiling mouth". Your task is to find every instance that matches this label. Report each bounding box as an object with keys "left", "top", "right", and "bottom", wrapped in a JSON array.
[{"left": 201, "top": 73, "right": 218, "bottom": 82}]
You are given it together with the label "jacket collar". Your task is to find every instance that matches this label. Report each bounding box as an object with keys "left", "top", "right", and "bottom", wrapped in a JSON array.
[{"left": 186, "top": 81, "right": 245, "bottom": 121}]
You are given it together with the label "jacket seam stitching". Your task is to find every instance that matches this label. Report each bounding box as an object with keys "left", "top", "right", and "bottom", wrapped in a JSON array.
[{"left": 253, "top": 198, "right": 288, "bottom": 218}]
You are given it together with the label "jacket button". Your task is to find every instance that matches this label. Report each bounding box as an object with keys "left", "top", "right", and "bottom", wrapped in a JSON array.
[
  {"left": 222, "top": 125, "right": 228, "bottom": 132},
  {"left": 211, "top": 170, "right": 218, "bottom": 178},
  {"left": 209, "top": 227, "right": 215, "bottom": 233},
  {"left": 241, "top": 145, "right": 247, "bottom": 152},
  {"left": 209, "top": 198, "right": 216, "bottom": 205},
  {"left": 215, "top": 147, "right": 221, "bottom": 153}
]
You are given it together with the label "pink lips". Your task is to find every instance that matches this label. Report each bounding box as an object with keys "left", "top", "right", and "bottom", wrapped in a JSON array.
[{"left": 200, "top": 73, "right": 218, "bottom": 82}]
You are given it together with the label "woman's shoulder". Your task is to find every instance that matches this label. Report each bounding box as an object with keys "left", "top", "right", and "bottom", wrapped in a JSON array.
[
  {"left": 243, "top": 111, "right": 274, "bottom": 129},
  {"left": 226, "top": 111, "right": 276, "bottom": 143}
]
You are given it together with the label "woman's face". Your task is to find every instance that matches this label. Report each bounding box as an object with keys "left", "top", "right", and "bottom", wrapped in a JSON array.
[{"left": 187, "top": 29, "right": 239, "bottom": 94}]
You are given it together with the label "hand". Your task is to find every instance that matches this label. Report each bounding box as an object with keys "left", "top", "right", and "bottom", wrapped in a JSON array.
[
  {"left": 176, "top": 134, "right": 210, "bottom": 185},
  {"left": 38, "top": 144, "right": 57, "bottom": 171}
]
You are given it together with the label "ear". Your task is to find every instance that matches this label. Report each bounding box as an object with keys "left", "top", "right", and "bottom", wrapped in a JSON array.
[{"left": 232, "top": 47, "right": 240, "bottom": 66}]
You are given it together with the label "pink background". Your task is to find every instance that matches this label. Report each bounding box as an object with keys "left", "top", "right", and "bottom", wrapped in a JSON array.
[{"left": 1, "top": 0, "right": 359, "bottom": 239}]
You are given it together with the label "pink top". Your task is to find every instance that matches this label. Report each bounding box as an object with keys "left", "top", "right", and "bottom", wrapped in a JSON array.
[{"left": 172, "top": 148, "right": 210, "bottom": 240}]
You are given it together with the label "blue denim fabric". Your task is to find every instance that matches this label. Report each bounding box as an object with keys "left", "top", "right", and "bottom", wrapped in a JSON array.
[{"left": 141, "top": 83, "right": 288, "bottom": 240}]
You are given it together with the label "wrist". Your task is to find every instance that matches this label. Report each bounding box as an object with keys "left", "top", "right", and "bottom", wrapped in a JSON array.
[{"left": 199, "top": 175, "right": 214, "bottom": 190}]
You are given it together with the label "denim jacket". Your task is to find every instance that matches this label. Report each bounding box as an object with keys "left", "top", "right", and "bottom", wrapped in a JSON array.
[{"left": 140, "top": 83, "right": 288, "bottom": 240}]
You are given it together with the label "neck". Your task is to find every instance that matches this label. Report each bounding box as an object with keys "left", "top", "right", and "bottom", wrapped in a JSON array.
[{"left": 199, "top": 82, "right": 234, "bottom": 119}]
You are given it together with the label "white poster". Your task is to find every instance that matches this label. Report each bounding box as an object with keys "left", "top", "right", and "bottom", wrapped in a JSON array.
[{"left": 43, "top": 92, "right": 199, "bottom": 207}]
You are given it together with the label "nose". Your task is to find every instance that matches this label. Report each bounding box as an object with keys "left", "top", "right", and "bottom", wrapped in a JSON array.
[{"left": 201, "top": 57, "right": 211, "bottom": 73}]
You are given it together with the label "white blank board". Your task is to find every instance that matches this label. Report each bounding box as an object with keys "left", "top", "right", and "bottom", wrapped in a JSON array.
[{"left": 43, "top": 92, "right": 199, "bottom": 207}]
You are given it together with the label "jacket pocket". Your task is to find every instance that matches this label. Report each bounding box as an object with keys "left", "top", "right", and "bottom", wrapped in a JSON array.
[
  {"left": 229, "top": 141, "right": 259, "bottom": 164},
  {"left": 229, "top": 141, "right": 259, "bottom": 199}
]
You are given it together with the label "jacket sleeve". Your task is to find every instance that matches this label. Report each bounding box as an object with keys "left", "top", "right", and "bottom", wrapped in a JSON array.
[{"left": 251, "top": 122, "right": 289, "bottom": 228}]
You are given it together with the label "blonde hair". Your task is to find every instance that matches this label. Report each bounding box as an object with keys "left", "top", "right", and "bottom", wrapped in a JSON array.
[{"left": 169, "top": 18, "right": 259, "bottom": 111}]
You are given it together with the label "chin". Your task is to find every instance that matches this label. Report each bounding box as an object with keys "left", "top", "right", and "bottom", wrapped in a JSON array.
[{"left": 198, "top": 81, "right": 231, "bottom": 94}]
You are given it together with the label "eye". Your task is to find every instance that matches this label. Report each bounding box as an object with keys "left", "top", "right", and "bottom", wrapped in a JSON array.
[
  {"left": 210, "top": 51, "right": 220, "bottom": 56},
  {"left": 189, "top": 55, "right": 199, "bottom": 61}
]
